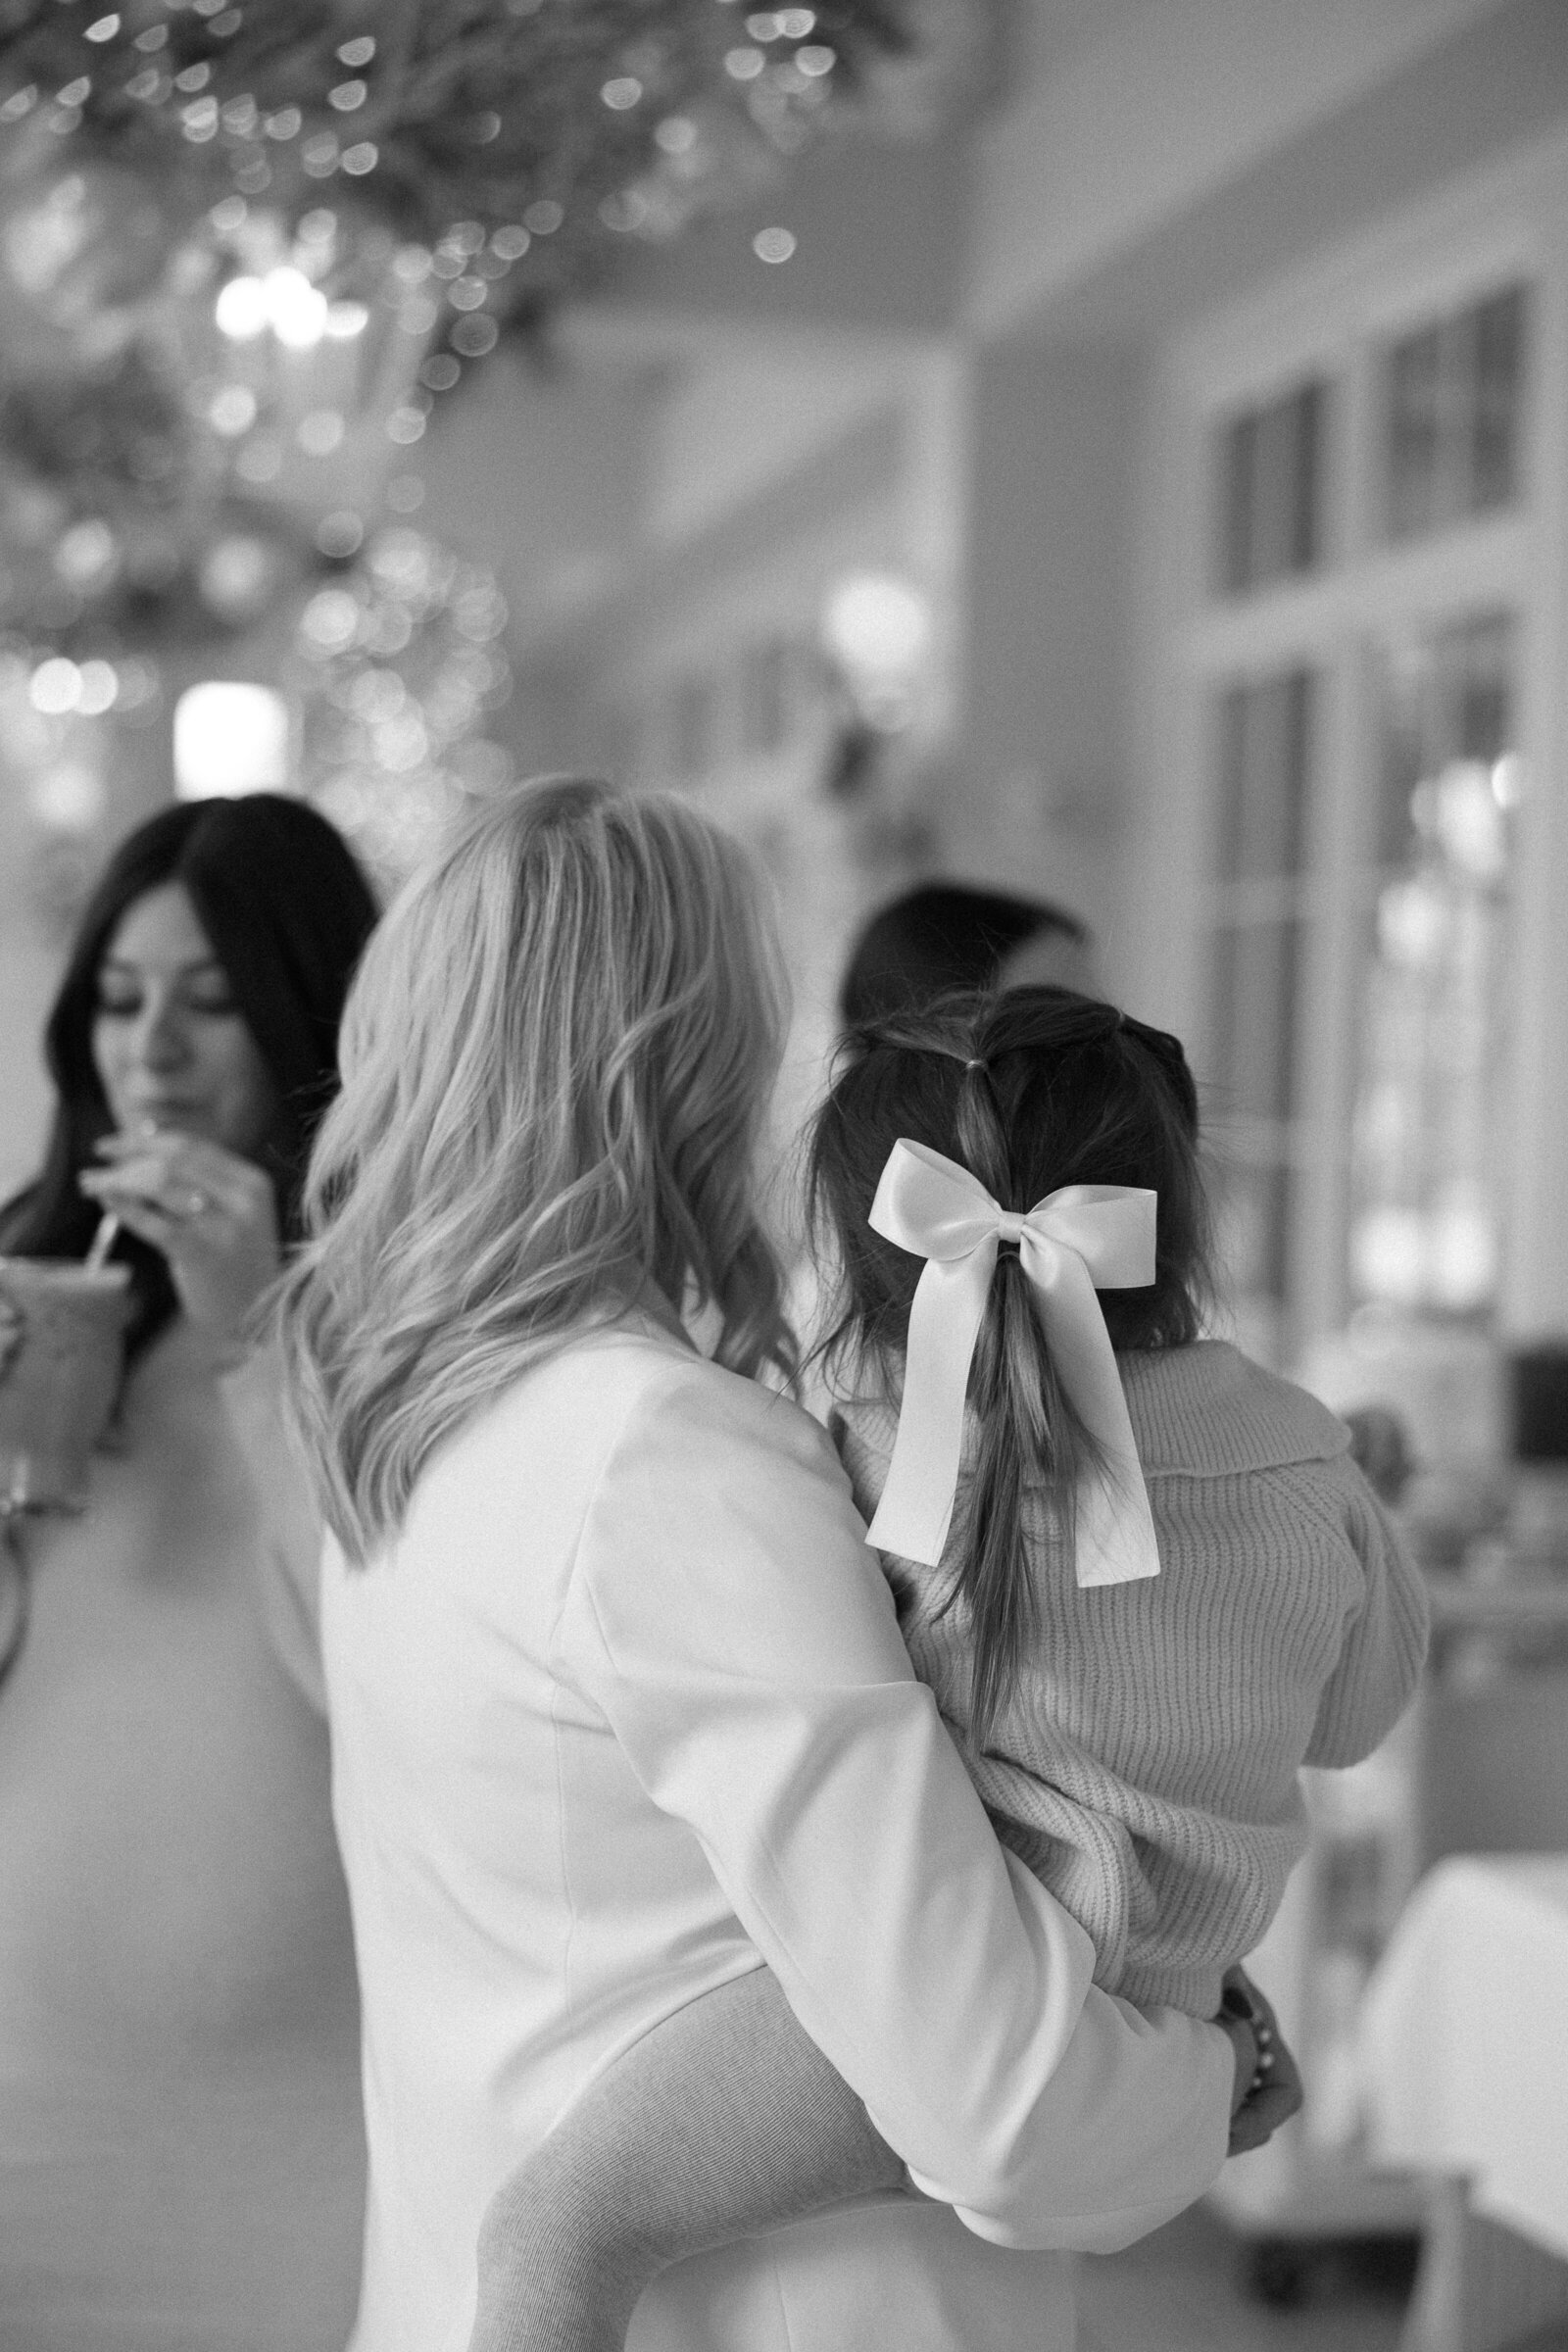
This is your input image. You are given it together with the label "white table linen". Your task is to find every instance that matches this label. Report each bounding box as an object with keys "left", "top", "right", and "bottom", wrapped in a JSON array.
[{"left": 1362, "top": 1854, "right": 1568, "bottom": 2257}]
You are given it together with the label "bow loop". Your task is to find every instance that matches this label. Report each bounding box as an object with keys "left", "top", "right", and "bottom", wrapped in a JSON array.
[
  {"left": 868, "top": 1140, "right": 1003, "bottom": 1264},
  {"left": 863, "top": 1138, "right": 1161, "bottom": 1588}
]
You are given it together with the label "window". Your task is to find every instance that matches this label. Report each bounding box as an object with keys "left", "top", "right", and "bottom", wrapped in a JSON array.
[
  {"left": 1208, "top": 669, "right": 1316, "bottom": 1313},
  {"left": 1384, "top": 284, "right": 1526, "bottom": 542},
  {"left": 1182, "top": 255, "right": 1534, "bottom": 1360},
  {"left": 1216, "top": 379, "right": 1327, "bottom": 595},
  {"left": 1349, "top": 615, "right": 1517, "bottom": 1315}
]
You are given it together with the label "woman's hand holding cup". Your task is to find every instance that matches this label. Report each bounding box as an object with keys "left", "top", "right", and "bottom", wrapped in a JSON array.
[{"left": 79, "top": 1125, "right": 280, "bottom": 1355}]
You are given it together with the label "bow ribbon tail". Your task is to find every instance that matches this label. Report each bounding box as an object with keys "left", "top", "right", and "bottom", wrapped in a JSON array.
[
  {"left": 865, "top": 1239, "right": 997, "bottom": 1567},
  {"left": 1021, "top": 1239, "right": 1161, "bottom": 1589},
  {"left": 1073, "top": 1464, "right": 1160, "bottom": 1589}
]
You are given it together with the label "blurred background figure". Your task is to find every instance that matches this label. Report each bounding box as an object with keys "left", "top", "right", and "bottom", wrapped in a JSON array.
[
  {"left": 0, "top": 794, "right": 375, "bottom": 2352},
  {"left": 839, "top": 880, "right": 1095, "bottom": 1030}
]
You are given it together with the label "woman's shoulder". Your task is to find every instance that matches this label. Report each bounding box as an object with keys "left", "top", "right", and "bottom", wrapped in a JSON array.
[
  {"left": 604, "top": 1332, "right": 840, "bottom": 1482},
  {"left": 471, "top": 1316, "right": 839, "bottom": 1488}
]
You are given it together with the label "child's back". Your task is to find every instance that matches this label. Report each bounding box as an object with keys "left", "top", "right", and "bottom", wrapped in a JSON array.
[{"left": 837, "top": 1338, "right": 1426, "bottom": 2018}]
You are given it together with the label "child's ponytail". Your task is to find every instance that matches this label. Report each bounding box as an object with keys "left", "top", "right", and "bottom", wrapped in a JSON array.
[
  {"left": 809, "top": 982, "right": 1210, "bottom": 1745},
  {"left": 951, "top": 1059, "right": 1104, "bottom": 1741}
]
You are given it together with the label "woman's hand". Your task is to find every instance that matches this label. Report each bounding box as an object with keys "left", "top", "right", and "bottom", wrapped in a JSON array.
[
  {"left": 79, "top": 1127, "right": 281, "bottom": 1352},
  {"left": 1220, "top": 1967, "right": 1304, "bottom": 2156}
]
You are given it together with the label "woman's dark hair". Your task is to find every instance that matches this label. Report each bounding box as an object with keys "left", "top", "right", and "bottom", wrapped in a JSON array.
[
  {"left": 839, "top": 882, "right": 1088, "bottom": 1031},
  {"left": 0, "top": 793, "right": 378, "bottom": 1358},
  {"left": 809, "top": 984, "right": 1210, "bottom": 1740}
]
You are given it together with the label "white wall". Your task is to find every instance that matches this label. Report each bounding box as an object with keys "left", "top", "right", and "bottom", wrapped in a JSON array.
[
  {"left": 416, "top": 349, "right": 650, "bottom": 653},
  {"left": 641, "top": 332, "right": 913, "bottom": 550},
  {"left": 967, "top": 0, "right": 1513, "bottom": 337},
  {"left": 942, "top": 339, "right": 1146, "bottom": 938}
]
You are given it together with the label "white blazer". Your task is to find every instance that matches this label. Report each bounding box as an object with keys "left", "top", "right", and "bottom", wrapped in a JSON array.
[{"left": 321, "top": 1317, "right": 1233, "bottom": 2352}]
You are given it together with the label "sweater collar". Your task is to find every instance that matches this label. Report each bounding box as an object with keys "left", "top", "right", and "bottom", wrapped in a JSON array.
[{"left": 1118, "top": 1341, "right": 1348, "bottom": 1477}]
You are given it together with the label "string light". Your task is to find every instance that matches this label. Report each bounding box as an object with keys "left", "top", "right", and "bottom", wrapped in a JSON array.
[
  {"left": 0, "top": 0, "right": 960, "bottom": 659},
  {"left": 215, "top": 273, "right": 268, "bottom": 335},
  {"left": 292, "top": 524, "right": 515, "bottom": 884}
]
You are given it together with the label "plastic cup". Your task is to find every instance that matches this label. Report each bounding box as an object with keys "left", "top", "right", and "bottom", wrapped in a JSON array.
[{"left": 0, "top": 1257, "right": 132, "bottom": 1513}]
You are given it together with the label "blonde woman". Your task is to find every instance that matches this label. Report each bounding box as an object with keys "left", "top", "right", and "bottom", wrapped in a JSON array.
[{"left": 279, "top": 777, "right": 1250, "bottom": 2352}]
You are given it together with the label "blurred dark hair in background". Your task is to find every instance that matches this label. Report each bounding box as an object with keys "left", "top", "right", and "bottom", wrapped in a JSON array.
[{"left": 839, "top": 882, "right": 1091, "bottom": 1030}]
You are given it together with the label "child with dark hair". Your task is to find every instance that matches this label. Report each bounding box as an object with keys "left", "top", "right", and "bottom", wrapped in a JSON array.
[{"left": 470, "top": 987, "right": 1426, "bottom": 2352}]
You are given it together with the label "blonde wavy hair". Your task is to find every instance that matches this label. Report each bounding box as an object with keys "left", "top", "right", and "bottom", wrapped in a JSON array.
[{"left": 277, "top": 775, "right": 795, "bottom": 1562}]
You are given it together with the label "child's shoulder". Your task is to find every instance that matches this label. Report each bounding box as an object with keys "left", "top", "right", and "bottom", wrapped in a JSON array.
[{"left": 1121, "top": 1340, "right": 1352, "bottom": 1480}]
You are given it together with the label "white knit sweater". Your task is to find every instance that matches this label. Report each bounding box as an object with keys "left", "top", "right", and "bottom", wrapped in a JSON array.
[{"left": 834, "top": 1340, "right": 1430, "bottom": 2016}]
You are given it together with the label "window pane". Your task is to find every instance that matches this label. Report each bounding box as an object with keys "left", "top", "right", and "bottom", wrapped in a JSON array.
[
  {"left": 1471, "top": 285, "right": 1526, "bottom": 513},
  {"left": 1218, "top": 670, "right": 1312, "bottom": 884},
  {"left": 1386, "top": 324, "right": 1444, "bottom": 542},
  {"left": 1217, "top": 1161, "right": 1293, "bottom": 1310},
  {"left": 1221, "top": 917, "right": 1303, "bottom": 1125},
  {"left": 1221, "top": 415, "right": 1258, "bottom": 598},
  {"left": 1216, "top": 382, "right": 1326, "bottom": 596},
  {"left": 1349, "top": 615, "right": 1516, "bottom": 1315},
  {"left": 1209, "top": 668, "right": 1315, "bottom": 1325},
  {"left": 1385, "top": 284, "right": 1527, "bottom": 543}
]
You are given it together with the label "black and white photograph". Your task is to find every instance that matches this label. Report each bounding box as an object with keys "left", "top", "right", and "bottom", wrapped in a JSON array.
[{"left": 0, "top": 5, "right": 1563, "bottom": 2349}]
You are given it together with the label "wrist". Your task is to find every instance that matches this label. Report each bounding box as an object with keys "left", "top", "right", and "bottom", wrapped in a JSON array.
[
  {"left": 1218, "top": 1971, "right": 1279, "bottom": 2109},
  {"left": 1218, "top": 2012, "right": 1258, "bottom": 2114}
]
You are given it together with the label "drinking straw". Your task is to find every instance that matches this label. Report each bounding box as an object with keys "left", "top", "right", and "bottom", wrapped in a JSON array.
[{"left": 83, "top": 1212, "right": 121, "bottom": 1275}]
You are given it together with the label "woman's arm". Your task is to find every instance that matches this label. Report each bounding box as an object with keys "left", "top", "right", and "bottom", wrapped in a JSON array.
[
  {"left": 220, "top": 1342, "right": 329, "bottom": 1714},
  {"left": 469, "top": 1966, "right": 1262, "bottom": 2352},
  {"left": 571, "top": 1362, "right": 1236, "bottom": 2253},
  {"left": 82, "top": 1126, "right": 330, "bottom": 1705}
]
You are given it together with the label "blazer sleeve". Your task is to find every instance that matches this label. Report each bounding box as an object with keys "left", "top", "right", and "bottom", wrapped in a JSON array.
[
  {"left": 219, "top": 1343, "right": 329, "bottom": 1716},
  {"left": 1305, "top": 1461, "right": 1431, "bottom": 1768},
  {"left": 569, "top": 1360, "right": 1234, "bottom": 2251}
]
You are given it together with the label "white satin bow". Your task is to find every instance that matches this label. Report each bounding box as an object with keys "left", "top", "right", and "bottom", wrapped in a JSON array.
[{"left": 864, "top": 1137, "right": 1162, "bottom": 1588}]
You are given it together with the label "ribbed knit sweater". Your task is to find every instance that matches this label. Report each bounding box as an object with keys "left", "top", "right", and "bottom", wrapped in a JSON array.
[{"left": 834, "top": 1340, "right": 1430, "bottom": 2017}]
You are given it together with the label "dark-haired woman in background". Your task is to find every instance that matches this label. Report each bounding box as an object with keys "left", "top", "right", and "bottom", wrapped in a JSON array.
[{"left": 0, "top": 793, "right": 377, "bottom": 2352}]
